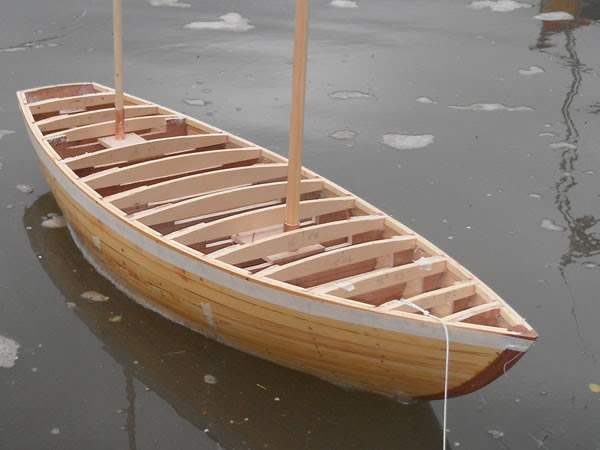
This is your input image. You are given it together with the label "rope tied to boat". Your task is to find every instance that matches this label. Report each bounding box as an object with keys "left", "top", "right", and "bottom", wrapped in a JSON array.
[{"left": 396, "top": 300, "right": 450, "bottom": 450}]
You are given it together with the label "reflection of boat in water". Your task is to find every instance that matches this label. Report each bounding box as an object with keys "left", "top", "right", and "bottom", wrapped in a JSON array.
[{"left": 24, "top": 192, "right": 447, "bottom": 450}]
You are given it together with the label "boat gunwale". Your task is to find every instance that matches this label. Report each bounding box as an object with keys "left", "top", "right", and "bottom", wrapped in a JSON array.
[{"left": 16, "top": 82, "right": 538, "bottom": 345}]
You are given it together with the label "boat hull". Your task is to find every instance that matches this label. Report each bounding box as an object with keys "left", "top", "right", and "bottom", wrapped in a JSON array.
[
  {"left": 30, "top": 133, "right": 525, "bottom": 400},
  {"left": 18, "top": 83, "right": 536, "bottom": 400}
]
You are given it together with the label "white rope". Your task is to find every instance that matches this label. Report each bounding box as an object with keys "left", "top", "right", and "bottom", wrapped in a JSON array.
[{"left": 396, "top": 300, "right": 450, "bottom": 450}]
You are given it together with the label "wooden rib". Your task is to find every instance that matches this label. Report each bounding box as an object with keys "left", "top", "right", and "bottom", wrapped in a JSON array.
[
  {"left": 313, "top": 256, "right": 447, "bottom": 297},
  {"left": 389, "top": 281, "right": 478, "bottom": 312},
  {"left": 443, "top": 301, "right": 502, "bottom": 323},
  {"left": 44, "top": 115, "right": 177, "bottom": 142},
  {"left": 28, "top": 92, "right": 116, "bottom": 115},
  {"left": 63, "top": 133, "right": 228, "bottom": 170},
  {"left": 36, "top": 105, "right": 159, "bottom": 133},
  {"left": 131, "top": 179, "right": 324, "bottom": 226},
  {"left": 166, "top": 197, "right": 356, "bottom": 245},
  {"left": 211, "top": 216, "right": 386, "bottom": 265},
  {"left": 81, "top": 148, "right": 262, "bottom": 189},
  {"left": 258, "top": 236, "right": 417, "bottom": 282},
  {"left": 106, "top": 163, "right": 289, "bottom": 209}
]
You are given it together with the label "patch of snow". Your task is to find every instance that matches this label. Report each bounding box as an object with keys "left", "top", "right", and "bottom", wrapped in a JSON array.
[
  {"left": 382, "top": 134, "right": 434, "bottom": 150},
  {"left": 329, "top": 91, "right": 374, "bottom": 100},
  {"left": 0, "top": 130, "right": 15, "bottom": 139},
  {"left": 185, "top": 13, "right": 254, "bottom": 32},
  {"left": 0, "top": 335, "right": 20, "bottom": 368},
  {"left": 416, "top": 97, "right": 437, "bottom": 104},
  {"left": 519, "top": 66, "right": 544, "bottom": 75},
  {"left": 16, "top": 184, "right": 34, "bottom": 194},
  {"left": 183, "top": 99, "right": 208, "bottom": 106},
  {"left": 41, "top": 216, "right": 67, "bottom": 228},
  {"left": 534, "top": 11, "right": 574, "bottom": 21},
  {"left": 149, "top": 0, "right": 191, "bottom": 7},
  {"left": 468, "top": 1, "right": 531, "bottom": 12},
  {"left": 331, "top": 0, "right": 358, "bottom": 7},
  {"left": 549, "top": 142, "right": 577, "bottom": 150},
  {"left": 449, "top": 103, "right": 534, "bottom": 112},
  {"left": 328, "top": 129, "right": 358, "bottom": 140},
  {"left": 540, "top": 219, "right": 566, "bottom": 232}
]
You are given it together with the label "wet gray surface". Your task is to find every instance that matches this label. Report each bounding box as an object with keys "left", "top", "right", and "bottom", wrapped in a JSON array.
[{"left": 1, "top": 0, "right": 600, "bottom": 448}]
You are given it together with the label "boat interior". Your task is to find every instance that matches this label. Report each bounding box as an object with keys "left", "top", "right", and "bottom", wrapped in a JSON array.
[{"left": 20, "top": 82, "right": 536, "bottom": 335}]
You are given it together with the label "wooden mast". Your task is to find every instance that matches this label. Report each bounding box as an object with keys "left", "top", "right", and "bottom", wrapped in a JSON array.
[
  {"left": 284, "top": 0, "right": 310, "bottom": 232},
  {"left": 113, "top": 0, "right": 125, "bottom": 140}
]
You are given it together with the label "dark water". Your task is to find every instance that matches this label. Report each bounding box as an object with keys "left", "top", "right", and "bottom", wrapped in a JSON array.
[{"left": 1, "top": 0, "right": 600, "bottom": 448}]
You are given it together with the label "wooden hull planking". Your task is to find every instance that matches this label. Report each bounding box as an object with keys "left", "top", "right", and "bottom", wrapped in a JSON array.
[{"left": 17, "top": 83, "right": 537, "bottom": 399}]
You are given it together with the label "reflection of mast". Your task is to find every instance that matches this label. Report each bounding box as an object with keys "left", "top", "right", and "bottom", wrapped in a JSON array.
[
  {"left": 533, "top": 0, "right": 600, "bottom": 361},
  {"left": 124, "top": 368, "right": 138, "bottom": 450}
]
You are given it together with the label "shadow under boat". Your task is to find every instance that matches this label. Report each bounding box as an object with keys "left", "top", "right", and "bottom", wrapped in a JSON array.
[{"left": 24, "top": 192, "right": 447, "bottom": 450}]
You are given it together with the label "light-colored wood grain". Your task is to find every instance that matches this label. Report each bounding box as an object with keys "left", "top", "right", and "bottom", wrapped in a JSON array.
[
  {"left": 314, "top": 256, "right": 448, "bottom": 298},
  {"left": 166, "top": 197, "right": 356, "bottom": 245},
  {"left": 212, "top": 216, "right": 386, "bottom": 265},
  {"left": 45, "top": 115, "right": 178, "bottom": 143},
  {"left": 285, "top": 0, "right": 310, "bottom": 230},
  {"left": 131, "top": 179, "right": 324, "bottom": 226},
  {"left": 106, "top": 163, "right": 289, "bottom": 209},
  {"left": 391, "top": 281, "right": 478, "bottom": 312},
  {"left": 258, "top": 236, "right": 417, "bottom": 281},
  {"left": 444, "top": 301, "right": 501, "bottom": 323},
  {"left": 36, "top": 105, "right": 158, "bottom": 133},
  {"left": 63, "top": 133, "right": 228, "bottom": 170},
  {"left": 27, "top": 92, "right": 116, "bottom": 115},
  {"left": 82, "top": 148, "right": 262, "bottom": 189}
]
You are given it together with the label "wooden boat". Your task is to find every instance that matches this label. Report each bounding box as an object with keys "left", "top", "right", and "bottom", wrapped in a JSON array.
[
  {"left": 24, "top": 193, "right": 446, "bottom": 449},
  {"left": 16, "top": 81, "right": 537, "bottom": 400}
]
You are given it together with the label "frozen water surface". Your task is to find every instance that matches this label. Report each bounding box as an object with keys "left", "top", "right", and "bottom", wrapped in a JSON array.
[
  {"left": 467, "top": 1, "right": 532, "bottom": 12},
  {"left": 329, "top": 91, "right": 374, "bottom": 100},
  {"left": 416, "top": 97, "right": 437, "bottom": 104},
  {"left": 184, "top": 99, "right": 209, "bottom": 106},
  {"left": 549, "top": 142, "right": 577, "bottom": 150},
  {"left": 540, "top": 219, "right": 566, "bottom": 232},
  {"left": 382, "top": 134, "right": 434, "bottom": 150},
  {"left": 534, "top": 11, "right": 575, "bottom": 21},
  {"left": 149, "top": 0, "right": 191, "bottom": 7},
  {"left": 0, "top": 130, "right": 15, "bottom": 139},
  {"left": 185, "top": 13, "right": 254, "bottom": 32},
  {"left": 0, "top": 335, "right": 20, "bottom": 368},
  {"left": 330, "top": 0, "right": 358, "bottom": 8},
  {"left": 16, "top": 184, "right": 34, "bottom": 194},
  {"left": 449, "top": 103, "right": 534, "bottom": 112},
  {"left": 328, "top": 130, "right": 358, "bottom": 140},
  {"left": 519, "top": 66, "right": 544, "bottom": 75},
  {"left": 41, "top": 216, "right": 67, "bottom": 228}
]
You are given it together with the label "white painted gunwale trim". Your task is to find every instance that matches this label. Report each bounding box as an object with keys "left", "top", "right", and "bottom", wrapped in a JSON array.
[{"left": 19, "top": 84, "right": 535, "bottom": 353}]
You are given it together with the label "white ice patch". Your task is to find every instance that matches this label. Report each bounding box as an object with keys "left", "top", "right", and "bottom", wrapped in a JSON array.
[
  {"left": 329, "top": 129, "right": 358, "bottom": 140},
  {"left": 540, "top": 219, "right": 566, "bottom": 232},
  {"left": 149, "top": 0, "right": 191, "bottom": 7},
  {"left": 416, "top": 97, "right": 437, "bottom": 104},
  {"left": 549, "top": 142, "right": 577, "bottom": 150},
  {"left": 185, "top": 13, "right": 254, "bottom": 32},
  {"left": 0, "top": 335, "right": 20, "bottom": 368},
  {"left": 519, "top": 66, "right": 544, "bottom": 76},
  {"left": 16, "top": 184, "right": 34, "bottom": 194},
  {"left": 529, "top": 193, "right": 543, "bottom": 199},
  {"left": 0, "top": 130, "right": 15, "bottom": 139},
  {"left": 468, "top": 1, "right": 532, "bottom": 12},
  {"left": 538, "top": 132, "right": 557, "bottom": 137},
  {"left": 382, "top": 134, "right": 434, "bottom": 150},
  {"left": 534, "top": 11, "right": 574, "bottom": 21},
  {"left": 41, "top": 216, "right": 67, "bottom": 228},
  {"left": 329, "top": 91, "right": 374, "bottom": 100},
  {"left": 331, "top": 0, "right": 358, "bottom": 7},
  {"left": 449, "top": 103, "right": 534, "bottom": 112},
  {"left": 184, "top": 99, "right": 208, "bottom": 106}
]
